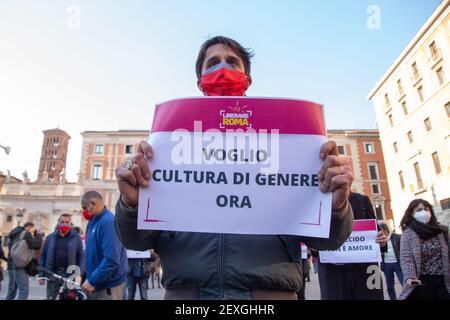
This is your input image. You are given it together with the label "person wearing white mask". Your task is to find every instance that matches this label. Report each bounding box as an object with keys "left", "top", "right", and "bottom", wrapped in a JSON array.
[{"left": 398, "top": 199, "right": 449, "bottom": 300}]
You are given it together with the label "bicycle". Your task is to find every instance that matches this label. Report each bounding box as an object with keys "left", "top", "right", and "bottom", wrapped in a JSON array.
[{"left": 36, "top": 266, "right": 87, "bottom": 300}]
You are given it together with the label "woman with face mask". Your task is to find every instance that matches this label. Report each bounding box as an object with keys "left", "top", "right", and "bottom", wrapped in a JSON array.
[{"left": 398, "top": 199, "right": 449, "bottom": 300}]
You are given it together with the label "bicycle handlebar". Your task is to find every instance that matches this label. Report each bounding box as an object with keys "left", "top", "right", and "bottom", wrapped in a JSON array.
[{"left": 36, "top": 266, "right": 81, "bottom": 288}]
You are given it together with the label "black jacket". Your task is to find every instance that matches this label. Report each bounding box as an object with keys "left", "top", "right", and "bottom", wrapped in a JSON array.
[
  {"left": 7, "top": 226, "right": 43, "bottom": 270},
  {"left": 318, "top": 192, "right": 385, "bottom": 300},
  {"left": 115, "top": 197, "right": 353, "bottom": 299}
]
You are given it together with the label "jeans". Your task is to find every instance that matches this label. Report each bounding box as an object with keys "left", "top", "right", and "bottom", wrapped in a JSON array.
[
  {"left": 383, "top": 262, "right": 403, "bottom": 300},
  {"left": 5, "top": 268, "right": 29, "bottom": 300},
  {"left": 127, "top": 276, "right": 148, "bottom": 300}
]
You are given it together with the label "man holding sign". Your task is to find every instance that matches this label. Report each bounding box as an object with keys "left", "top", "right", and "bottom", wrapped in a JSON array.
[
  {"left": 114, "top": 36, "right": 354, "bottom": 300},
  {"left": 317, "top": 192, "right": 387, "bottom": 300}
]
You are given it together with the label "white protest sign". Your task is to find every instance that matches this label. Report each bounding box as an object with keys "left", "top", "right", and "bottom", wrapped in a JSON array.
[
  {"left": 319, "top": 219, "right": 381, "bottom": 264},
  {"left": 138, "top": 97, "right": 332, "bottom": 237},
  {"left": 127, "top": 250, "right": 151, "bottom": 259},
  {"left": 301, "top": 243, "right": 308, "bottom": 260}
]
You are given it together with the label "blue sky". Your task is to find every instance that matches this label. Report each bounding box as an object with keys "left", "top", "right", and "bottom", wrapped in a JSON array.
[{"left": 0, "top": 0, "right": 442, "bottom": 180}]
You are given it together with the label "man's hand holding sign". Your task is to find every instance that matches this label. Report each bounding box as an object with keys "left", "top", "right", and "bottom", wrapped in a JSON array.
[
  {"left": 117, "top": 139, "right": 352, "bottom": 215},
  {"left": 114, "top": 36, "right": 354, "bottom": 300},
  {"left": 317, "top": 141, "right": 353, "bottom": 216}
]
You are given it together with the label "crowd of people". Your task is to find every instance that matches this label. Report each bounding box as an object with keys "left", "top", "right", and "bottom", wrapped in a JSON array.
[
  {"left": 0, "top": 190, "right": 161, "bottom": 300},
  {"left": 0, "top": 191, "right": 447, "bottom": 300},
  {"left": 0, "top": 36, "right": 448, "bottom": 301}
]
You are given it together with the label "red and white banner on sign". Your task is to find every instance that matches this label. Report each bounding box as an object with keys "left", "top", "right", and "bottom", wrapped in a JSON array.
[
  {"left": 319, "top": 219, "right": 382, "bottom": 264},
  {"left": 137, "top": 97, "right": 332, "bottom": 237}
]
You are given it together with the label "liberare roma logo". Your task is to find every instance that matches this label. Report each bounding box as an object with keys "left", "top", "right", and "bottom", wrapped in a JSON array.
[{"left": 219, "top": 100, "right": 252, "bottom": 129}]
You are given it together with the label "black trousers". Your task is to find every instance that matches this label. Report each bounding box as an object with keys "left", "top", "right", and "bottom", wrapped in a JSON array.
[
  {"left": 407, "top": 275, "right": 450, "bottom": 300},
  {"left": 318, "top": 263, "right": 384, "bottom": 300}
]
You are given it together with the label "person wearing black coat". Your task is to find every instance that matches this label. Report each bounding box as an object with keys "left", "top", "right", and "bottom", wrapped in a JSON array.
[{"left": 317, "top": 192, "right": 387, "bottom": 300}]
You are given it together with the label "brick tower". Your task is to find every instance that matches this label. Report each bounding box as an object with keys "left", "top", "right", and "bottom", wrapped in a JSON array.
[{"left": 37, "top": 129, "right": 70, "bottom": 183}]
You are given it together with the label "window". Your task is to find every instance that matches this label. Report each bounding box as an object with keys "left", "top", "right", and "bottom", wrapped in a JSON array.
[
  {"left": 384, "top": 93, "right": 391, "bottom": 107},
  {"left": 412, "top": 62, "right": 420, "bottom": 80},
  {"left": 446, "top": 102, "right": 450, "bottom": 118},
  {"left": 2, "top": 235, "right": 9, "bottom": 247},
  {"left": 125, "top": 145, "right": 134, "bottom": 154},
  {"left": 407, "top": 131, "right": 414, "bottom": 143},
  {"left": 424, "top": 118, "right": 432, "bottom": 132},
  {"left": 398, "top": 171, "right": 405, "bottom": 190},
  {"left": 417, "top": 86, "right": 424, "bottom": 102},
  {"left": 93, "top": 164, "right": 103, "bottom": 180},
  {"left": 436, "top": 67, "right": 446, "bottom": 85},
  {"left": 393, "top": 142, "right": 398, "bottom": 153},
  {"left": 364, "top": 142, "right": 375, "bottom": 154},
  {"left": 371, "top": 184, "right": 380, "bottom": 194},
  {"left": 397, "top": 79, "right": 404, "bottom": 95},
  {"left": 375, "top": 204, "right": 384, "bottom": 220},
  {"left": 401, "top": 101, "right": 408, "bottom": 115},
  {"left": 441, "top": 198, "right": 450, "bottom": 211},
  {"left": 337, "top": 145, "right": 345, "bottom": 155},
  {"left": 413, "top": 162, "right": 423, "bottom": 190},
  {"left": 368, "top": 163, "right": 379, "bottom": 180},
  {"left": 432, "top": 152, "right": 442, "bottom": 175},
  {"left": 95, "top": 145, "right": 104, "bottom": 154},
  {"left": 429, "top": 41, "right": 439, "bottom": 60},
  {"left": 6, "top": 215, "right": 12, "bottom": 223},
  {"left": 388, "top": 114, "right": 393, "bottom": 127}
]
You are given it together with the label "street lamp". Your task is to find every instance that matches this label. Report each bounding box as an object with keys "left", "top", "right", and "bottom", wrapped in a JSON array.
[{"left": 0, "top": 144, "right": 11, "bottom": 155}]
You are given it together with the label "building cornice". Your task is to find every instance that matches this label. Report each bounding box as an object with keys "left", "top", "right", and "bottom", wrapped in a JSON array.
[{"left": 367, "top": 0, "right": 449, "bottom": 100}]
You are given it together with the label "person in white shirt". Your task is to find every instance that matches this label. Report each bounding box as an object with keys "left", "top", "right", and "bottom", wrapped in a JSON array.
[{"left": 380, "top": 223, "right": 404, "bottom": 300}]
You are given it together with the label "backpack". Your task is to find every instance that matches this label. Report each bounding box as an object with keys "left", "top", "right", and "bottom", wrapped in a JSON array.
[{"left": 10, "top": 231, "right": 34, "bottom": 269}]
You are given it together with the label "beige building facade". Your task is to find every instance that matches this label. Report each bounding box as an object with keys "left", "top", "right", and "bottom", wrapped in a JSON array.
[
  {"left": 328, "top": 130, "right": 393, "bottom": 226},
  {"left": 80, "top": 130, "right": 149, "bottom": 210},
  {"left": 368, "top": 1, "right": 450, "bottom": 227}
]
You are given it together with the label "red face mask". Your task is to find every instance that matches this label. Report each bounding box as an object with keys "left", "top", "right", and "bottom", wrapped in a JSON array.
[
  {"left": 58, "top": 224, "right": 71, "bottom": 234},
  {"left": 199, "top": 63, "right": 250, "bottom": 96},
  {"left": 83, "top": 209, "right": 93, "bottom": 221}
]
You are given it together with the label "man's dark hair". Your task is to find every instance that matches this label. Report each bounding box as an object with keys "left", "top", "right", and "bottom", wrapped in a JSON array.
[
  {"left": 195, "top": 36, "right": 254, "bottom": 80},
  {"left": 23, "top": 222, "right": 34, "bottom": 229},
  {"left": 400, "top": 198, "right": 437, "bottom": 231},
  {"left": 58, "top": 213, "right": 72, "bottom": 222},
  {"left": 379, "top": 222, "right": 389, "bottom": 232}
]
